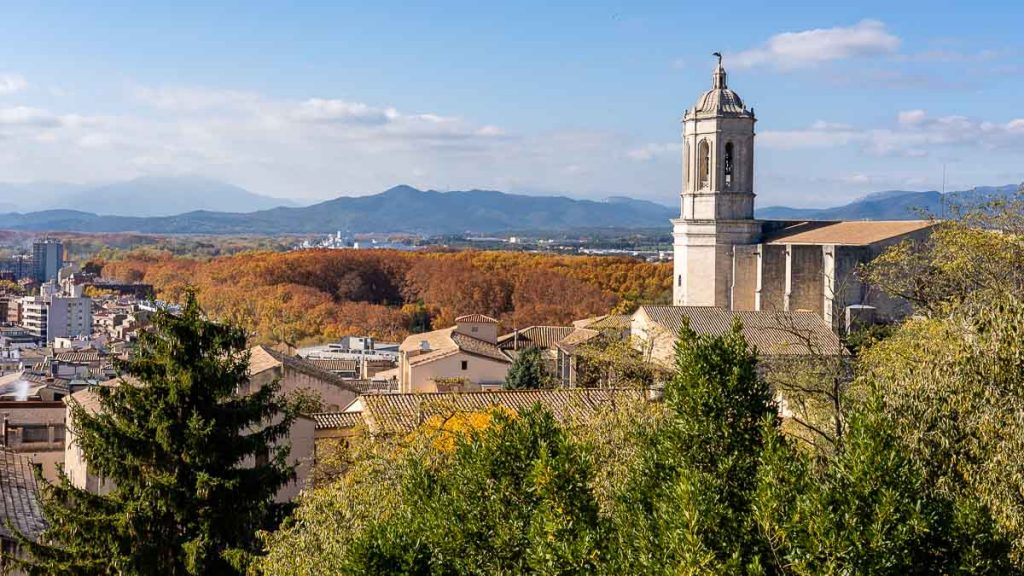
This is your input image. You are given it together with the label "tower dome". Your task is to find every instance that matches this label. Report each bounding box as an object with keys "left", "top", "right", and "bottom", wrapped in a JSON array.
[{"left": 687, "top": 57, "right": 752, "bottom": 118}]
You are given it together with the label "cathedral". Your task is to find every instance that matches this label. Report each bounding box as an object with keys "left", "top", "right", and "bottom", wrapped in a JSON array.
[{"left": 672, "top": 57, "right": 933, "bottom": 331}]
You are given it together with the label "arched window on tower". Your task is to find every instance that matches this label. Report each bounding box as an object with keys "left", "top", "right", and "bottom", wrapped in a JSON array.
[
  {"left": 724, "top": 142, "right": 734, "bottom": 187},
  {"left": 697, "top": 140, "right": 710, "bottom": 189}
]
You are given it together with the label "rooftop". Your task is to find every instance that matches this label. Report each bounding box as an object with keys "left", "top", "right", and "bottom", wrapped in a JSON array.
[
  {"left": 497, "top": 326, "right": 575, "bottom": 350},
  {"left": 454, "top": 314, "right": 499, "bottom": 324},
  {"left": 249, "top": 346, "right": 364, "bottom": 394},
  {"left": 401, "top": 327, "right": 511, "bottom": 365},
  {"left": 305, "top": 358, "right": 359, "bottom": 373},
  {"left": 636, "top": 305, "right": 845, "bottom": 356},
  {"left": 554, "top": 328, "right": 601, "bottom": 354},
  {"left": 357, "top": 388, "right": 649, "bottom": 435},
  {"left": 0, "top": 449, "right": 46, "bottom": 542},
  {"left": 311, "top": 411, "right": 363, "bottom": 430},
  {"left": 763, "top": 220, "right": 935, "bottom": 246}
]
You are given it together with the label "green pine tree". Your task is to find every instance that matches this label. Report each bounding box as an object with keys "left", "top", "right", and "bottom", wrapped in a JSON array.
[
  {"left": 504, "top": 346, "right": 550, "bottom": 390},
  {"left": 611, "top": 318, "right": 782, "bottom": 574},
  {"left": 13, "top": 291, "right": 297, "bottom": 575}
]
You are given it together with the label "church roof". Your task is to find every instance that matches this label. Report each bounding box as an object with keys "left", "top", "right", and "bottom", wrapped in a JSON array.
[{"left": 763, "top": 220, "right": 935, "bottom": 246}]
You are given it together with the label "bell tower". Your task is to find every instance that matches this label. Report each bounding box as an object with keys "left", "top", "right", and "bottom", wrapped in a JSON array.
[{"left": 672, "top": 54, "right": 762, "bottom": 307}]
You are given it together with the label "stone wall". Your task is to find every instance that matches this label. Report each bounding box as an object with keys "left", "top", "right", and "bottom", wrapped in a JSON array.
[
  {"left": 757, "top": 244, "right": 787, "bottom": 312},
  {"left": 788, "top": 245, "right": 824, "bottom": 314},
  {"left": 731, "top": 245, "right": 759, "bottom": 311}
]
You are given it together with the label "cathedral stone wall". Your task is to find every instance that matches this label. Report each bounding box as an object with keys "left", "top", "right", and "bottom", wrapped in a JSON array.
[
  {"left": 731, "top": 245, "right": 758, "bottom": 311},
  {"left": 758, "top": 244, "right": 787, "bottom": 312},
  {"left": 788, "top": 245, "right": 824, "bottom": 315}
]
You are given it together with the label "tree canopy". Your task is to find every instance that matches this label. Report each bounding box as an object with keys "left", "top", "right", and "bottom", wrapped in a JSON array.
[{"left": 11, "top": 292, "right": 297, "bottom": 575}]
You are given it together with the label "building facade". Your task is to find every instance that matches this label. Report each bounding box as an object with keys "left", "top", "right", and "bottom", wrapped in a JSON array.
[
  {"left": 672, "top": 58, "right": 934, "bottom": 331},
  {"left": 398, "top": 315, "right": 511, "bottom": 393},
  {"left": 31, "top": 239, "right": 63, "bottom": 284}
]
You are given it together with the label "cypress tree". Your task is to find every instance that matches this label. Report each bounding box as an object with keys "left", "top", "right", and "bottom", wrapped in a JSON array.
[{"left": 14, "top": 291, "right": 297, "bottom": 575}]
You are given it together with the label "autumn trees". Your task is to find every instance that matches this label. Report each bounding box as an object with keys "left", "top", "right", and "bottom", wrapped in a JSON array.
[{"left": 99, "top": 249, "right": 671, "bottom": 345}]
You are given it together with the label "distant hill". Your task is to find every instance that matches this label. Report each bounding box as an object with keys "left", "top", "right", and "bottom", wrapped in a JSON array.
[
  {"left": 59, "top": 176, "right": 297, "bottom": 216},
  {"left": 0, "top": 176, "right": 296, "bottom": 216},
  {"left": 3, "top": 183, "right": 1019, "bottom": 236},
  {"left": 756, "top": 184, "right": 1021, "bottom": 220},
  {"left": 0, "top": 185, "right": 677, "bottom": 235},
  {"left": 0, "top": 181, "right": 94, "bottom": 212}
]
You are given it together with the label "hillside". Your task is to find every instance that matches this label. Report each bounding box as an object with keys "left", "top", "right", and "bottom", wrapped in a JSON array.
[
  {"left": 60, "top": 176, "right": 297, "bottom": 216},
  {"left": 0, "top": 185, "right": 676, "bottom": 235},
  {"left": 756, "top": 184, "right": 1021, "bottom": 220},
  {"left": 2, "top": 182, "right": 1020, "bottom": 235}
]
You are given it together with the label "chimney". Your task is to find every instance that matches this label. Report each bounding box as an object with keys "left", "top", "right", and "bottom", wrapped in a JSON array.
[{"left": 1, "top": 415, "right": 8, "bottom": 447}]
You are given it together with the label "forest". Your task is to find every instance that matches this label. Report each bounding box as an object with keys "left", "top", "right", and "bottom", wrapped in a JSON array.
[{"left": 98, "top": 249, "right": 672, "bottom": 343}]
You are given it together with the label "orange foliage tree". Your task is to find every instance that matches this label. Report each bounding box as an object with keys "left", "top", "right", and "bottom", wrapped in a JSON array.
[{"left": 100, "top": 249, "right": 671, "bottom": 345}]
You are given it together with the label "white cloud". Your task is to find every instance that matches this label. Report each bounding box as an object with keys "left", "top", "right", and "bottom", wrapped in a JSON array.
[
  {"left": 731, "top": 20, "right": 900, "bottom": 69},
  {"left": 132, "top": 86, "right": 261, "bottom": 112},
  {"left": 762, "top": 110, "right": 1024, "bottom": 158},
  {"left": 0, "top": 74, "right": 27, "bottom": 95},
  {"left": 897, "top": 109, "right": 927, "bottom": 126},
  {"left": 0, "top": 106, "right": 61, "bottom": 127},
  {"left": 627, "top": 143, "right": 678, "bottom": 161},
  {"left": 291, "top": 98, "right": 398, "bottom": 125},
  {"left": 0, "top": 84, "right": 675, "bottom": 202}
]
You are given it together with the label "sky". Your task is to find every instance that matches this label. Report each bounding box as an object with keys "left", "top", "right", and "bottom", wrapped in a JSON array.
[{"left": 0, "top": 0, "right": 1022, "bottom": 208}]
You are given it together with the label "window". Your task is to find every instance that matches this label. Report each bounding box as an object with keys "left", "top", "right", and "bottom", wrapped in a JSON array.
[
  {"left": 678, "top": 274, "right": 682, "bottom": 287},
  {"left": 471, "top": 326, "right": 478, "bottom": 333},
  {"left": 697, "top": 140, "right": 710, "bottom": 189},
  {"left": 461, "top": 360, "right": 468, "bottom": 370},
  {"left": 20, "top": 425, "right": 50, "bottom": 443},
  {"left": 724, "top": 142, "right": 734, "bottom": 187}
]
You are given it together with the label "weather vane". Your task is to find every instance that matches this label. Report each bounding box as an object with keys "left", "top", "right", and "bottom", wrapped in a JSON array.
[{"left": 712, "top": 51, "right": 722, "bottom": 66}]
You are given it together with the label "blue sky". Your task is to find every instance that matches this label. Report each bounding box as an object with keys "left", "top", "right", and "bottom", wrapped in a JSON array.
[{"left": 0, "top": 1, "right": 1021, "bottom": 208}]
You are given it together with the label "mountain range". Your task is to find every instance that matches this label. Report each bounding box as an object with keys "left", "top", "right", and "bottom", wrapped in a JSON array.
[
  {"left": 0, "top": 184, "right": 676, "bottom": 235},
  {"left": 0, "top": 180, "right": 1019, "bottom": 235},
  {"left": 756, "top": 184, "right": 1021, "bottom": 220},
  {"left": 0, "top": 176, "right": 296, "bottom": 216}
]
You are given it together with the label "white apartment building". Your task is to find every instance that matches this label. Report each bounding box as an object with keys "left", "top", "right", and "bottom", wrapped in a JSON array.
[{"left": 17, "top": 277, "right": 92, "bottom": 343}]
